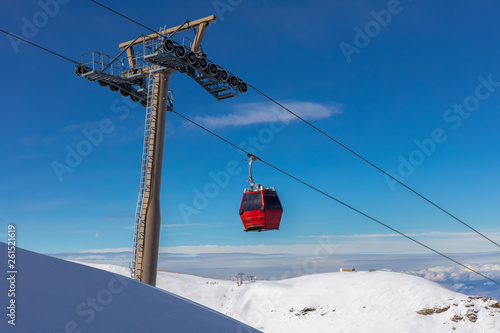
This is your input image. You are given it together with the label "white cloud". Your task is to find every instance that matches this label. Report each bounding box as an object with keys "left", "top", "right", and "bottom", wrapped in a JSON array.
[
  {"left": 79, "top": 243, "right": 339, "bottom": 256},
  {"left": 308, "top": 231, "right": 500, "bottom": 254},
  {"left": 404, "top": 264, "right": 500, "bottom": 283},
  {"left": 158, "top": 243, "right": 339, "bottom": 256},
  {"left": 82, "top": 248, "right": 131, "bottom": 253},
  {"left": 194, "top": 101, "right": 341, "bottom": 128},
  {"left": 452, "top": 283, "right": 472, "bottom": 291},
  {"left": 312, "top": 233, "right": 403, "bottom": 239},
  {"left": 311, "top": 231, "right": 499, "bottom": 239},
  {"left": 80, "top": 231, "right": 500, "bottom": 257}
]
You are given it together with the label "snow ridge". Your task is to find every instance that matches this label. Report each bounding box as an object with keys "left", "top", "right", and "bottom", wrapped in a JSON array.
[{"left": 80, "top": 261, "right": 500, "bottom": 333}]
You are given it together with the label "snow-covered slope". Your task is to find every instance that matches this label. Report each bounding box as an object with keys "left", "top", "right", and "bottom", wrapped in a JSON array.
[
  {"left": 79, "top": 262, "right": 500, "bottom": 333},
  {"left": 0, "top": 242, "right": 260, "bottom": 333},
  {"left": 220, "top": 271, "right": 500, "bottom": 332}
]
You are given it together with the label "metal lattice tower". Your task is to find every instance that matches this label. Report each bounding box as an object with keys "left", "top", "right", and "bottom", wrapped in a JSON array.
[{"left": 75, "top": 15, "right": 248, "bottom": 286}]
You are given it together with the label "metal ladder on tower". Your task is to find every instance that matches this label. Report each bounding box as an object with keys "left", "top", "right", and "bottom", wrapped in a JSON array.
[
  {"left": 131, "top": 73, "right": 159, "bottom": 280},
  {"left": 131, "top": 71, "right": 174, "bottom": 280}
]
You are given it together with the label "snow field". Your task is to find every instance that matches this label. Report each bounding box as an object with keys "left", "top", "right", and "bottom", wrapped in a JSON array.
[{"left": 81, "top": 261, "right": 500, "bottom": 332}]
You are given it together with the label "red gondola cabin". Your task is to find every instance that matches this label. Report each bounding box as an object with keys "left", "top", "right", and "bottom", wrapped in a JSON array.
[{"left": 239, "top": 187, "right": 283, "bottom": 232}]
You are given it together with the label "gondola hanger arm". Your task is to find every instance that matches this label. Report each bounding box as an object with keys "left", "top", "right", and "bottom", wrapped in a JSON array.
[{"left": 246, "top": 154, "right": 260, "bottom": 189}]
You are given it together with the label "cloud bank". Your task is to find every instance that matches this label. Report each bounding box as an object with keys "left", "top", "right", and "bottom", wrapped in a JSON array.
[{"left": 194, "top": 101, "right": 341, "bottom": 128}]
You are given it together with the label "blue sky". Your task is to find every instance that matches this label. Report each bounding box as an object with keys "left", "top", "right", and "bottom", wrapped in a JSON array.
[{"left": 1, "top": 0, "right": 500, "bottom": 286}]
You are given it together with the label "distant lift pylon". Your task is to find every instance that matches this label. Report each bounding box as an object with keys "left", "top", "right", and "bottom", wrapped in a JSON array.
[{"left": 239, "top": 154, "right": 283, "bottom": 232}]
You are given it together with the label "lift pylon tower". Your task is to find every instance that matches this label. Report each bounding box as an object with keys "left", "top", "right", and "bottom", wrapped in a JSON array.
[{"left": 75, "top": 15, "right": 248, "bottom": 286}]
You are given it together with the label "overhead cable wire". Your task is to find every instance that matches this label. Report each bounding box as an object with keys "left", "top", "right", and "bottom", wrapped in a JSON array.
[
  {"left": 170, "top": 109, "right": 500, "bottom": 287},
  {"left": 89, "top": 0, "right": 189, "bottom": 40},
  {"left": 89, "top": 0, "right": 160, "bottom": 36},
  {"left": 84, "top": 0, "right": 500, "bottom": 251},
  {"left": 0, "top": 28, "right": 79, "bottom": 65}
]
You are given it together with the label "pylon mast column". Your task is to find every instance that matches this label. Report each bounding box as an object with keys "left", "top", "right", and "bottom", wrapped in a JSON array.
[{"left": 141, "top": 71, "right": 172, "bottom": 286}]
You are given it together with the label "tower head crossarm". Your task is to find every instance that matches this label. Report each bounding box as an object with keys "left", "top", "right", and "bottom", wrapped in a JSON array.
[{"left": 119, "top": 15, "right": 217, "bottom": 70}]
